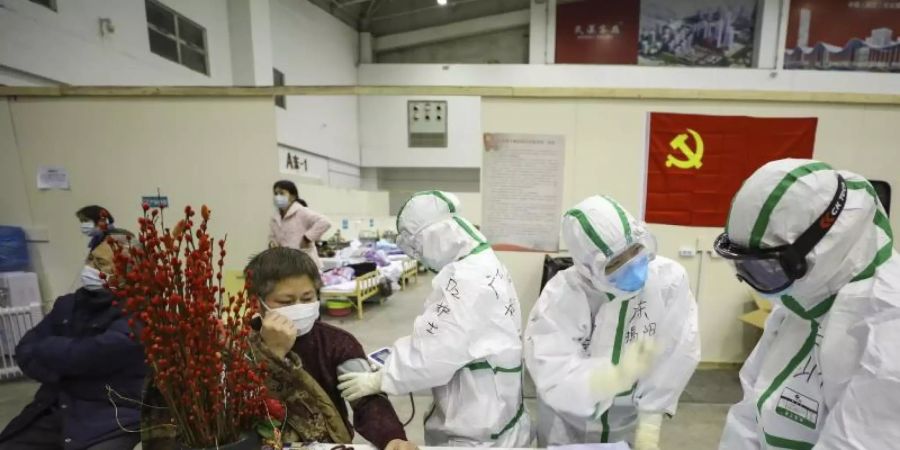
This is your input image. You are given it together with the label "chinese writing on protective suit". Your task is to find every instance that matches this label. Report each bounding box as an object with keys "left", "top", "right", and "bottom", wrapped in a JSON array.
[{"left": 624, "top": 299, "right": 656, "bottom": 344}]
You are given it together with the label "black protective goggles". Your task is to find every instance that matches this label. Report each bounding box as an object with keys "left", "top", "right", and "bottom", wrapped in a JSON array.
[{"left": 714, "top": 174, "right": 847, "bottom": 294}]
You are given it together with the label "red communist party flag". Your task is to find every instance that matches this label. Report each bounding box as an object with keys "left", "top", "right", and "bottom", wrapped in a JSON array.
[{"left": 645, "top": 113, "right": 818, "bottom": 227}]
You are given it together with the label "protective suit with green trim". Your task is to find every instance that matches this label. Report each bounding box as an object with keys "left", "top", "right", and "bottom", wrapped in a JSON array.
[
  {"left": 338, "top": 191, "right": 533, "bottom": 447},
  {"left": 717, "top": 159, "right": 900, "bottom": 450},
  {"left": 525, "top": 196, "right": 700, "bottom": 448}
]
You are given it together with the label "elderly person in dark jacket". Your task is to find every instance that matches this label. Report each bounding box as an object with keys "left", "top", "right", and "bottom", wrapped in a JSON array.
[
  {"left": 0, "top": 230, "right": 146, "bottom": 450},
  {"left": 142, "top": 248, "right": 417, "bottom": 450}
]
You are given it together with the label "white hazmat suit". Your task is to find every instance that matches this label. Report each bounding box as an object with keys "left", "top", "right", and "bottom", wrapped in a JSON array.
[
  {"left": 718, "top": 159, "right": 900, "bottom": 449},
  {"left": 525, "top": 196, "right": 700, "bottom": 448},
  {"left": 339, "top": 191, "right": 532, "bottom": 447}
]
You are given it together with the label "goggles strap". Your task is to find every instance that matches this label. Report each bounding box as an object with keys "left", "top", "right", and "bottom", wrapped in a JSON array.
[{"left": 790, "top": 174, "right": 848, "bottom": 260}]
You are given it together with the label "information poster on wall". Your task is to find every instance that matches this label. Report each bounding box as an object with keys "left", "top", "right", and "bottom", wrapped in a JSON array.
[
  {"left": 36, "top": 166, "right": 70, "bottom": 190},
  {"left": 482, "top": 133, "right": 565, "bottom": 252},
  {"left": 784, "top": 0, "right": 900, "bottom": 72}
]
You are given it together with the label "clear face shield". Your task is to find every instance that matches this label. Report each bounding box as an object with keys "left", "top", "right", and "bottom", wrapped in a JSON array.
[
  {"left": 396, "top": 224, "right": 425, "bottom": 263},
  {"left": 585, "top": 227, "right": 658, "bottom": 294},
  {"left": 396, "top": 232, "right": 420, "bottom": 261}
]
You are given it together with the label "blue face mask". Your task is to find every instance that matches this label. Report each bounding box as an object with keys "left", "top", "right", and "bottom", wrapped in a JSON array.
[{"left": 610, "top": 255, "right": 649, "bottom": 292}]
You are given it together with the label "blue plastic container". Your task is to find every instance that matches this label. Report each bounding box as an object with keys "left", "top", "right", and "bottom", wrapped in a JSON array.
[{"left": 0, "top": 226, "right": 29, "bottom": 272}]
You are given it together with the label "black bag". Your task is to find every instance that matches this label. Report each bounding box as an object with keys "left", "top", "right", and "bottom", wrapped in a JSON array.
[
  {"left": 349, "top": 262, "right": 378, "bottom": 277},
  {"left": 540, "top": 255, "right": 573, "bottom": 294},
  {"left": 378, "top": 278, "right": 393, "bottom": 298}
]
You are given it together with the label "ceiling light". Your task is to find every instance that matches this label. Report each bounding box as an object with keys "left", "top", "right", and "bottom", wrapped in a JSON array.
[{"left": 437, "top": 0, "right": 447, "bottom": 5}]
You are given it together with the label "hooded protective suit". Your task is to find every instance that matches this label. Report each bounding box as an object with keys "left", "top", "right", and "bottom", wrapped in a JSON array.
[
  {"left": 718, "top": 159, "right": 900, "bottom": 449},
  {"left": 525, "top": 196, "right": 700, "bottom": 448},
  {"left": 384, "top": 191, "right": 533, "bottom": 447}
]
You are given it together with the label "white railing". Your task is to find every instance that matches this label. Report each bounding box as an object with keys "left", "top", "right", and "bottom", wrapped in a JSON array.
[{"left": 0, "top": 304, "right": 42, "bottom": 380}]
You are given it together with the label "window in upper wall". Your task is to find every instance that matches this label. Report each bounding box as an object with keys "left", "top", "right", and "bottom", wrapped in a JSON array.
[
  {"left": 273, "top": 68, "right": 286, "bottom": 109},
  {"left": 29, "top": 0, "right": 56, "bottom": 11},
  {"left": 146, "top": 0, "right": 209, "bottom": 75}
]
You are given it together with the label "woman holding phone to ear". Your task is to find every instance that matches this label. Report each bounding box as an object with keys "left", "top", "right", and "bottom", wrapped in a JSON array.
[{"left": 269, "top": 180, "right": 331, "bottom": 269}]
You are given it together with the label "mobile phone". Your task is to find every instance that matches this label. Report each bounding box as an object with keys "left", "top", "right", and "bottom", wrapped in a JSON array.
[{"left": 368, "top": 347, "right": 392, "bottom": 367}]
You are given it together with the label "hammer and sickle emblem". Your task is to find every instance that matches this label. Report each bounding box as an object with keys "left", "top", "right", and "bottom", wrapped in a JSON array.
[{"left": 666, "top": 128, "right": 704, "bottom": 170}]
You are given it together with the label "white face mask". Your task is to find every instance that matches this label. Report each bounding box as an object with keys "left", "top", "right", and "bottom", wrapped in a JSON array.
[
  {"left": 274, "top": 195, "right": 290, "bottom": 209},
  {"left": 80, "top": 221, "right": 96, "bottom": 236},
  {"left": 81, "top": 265, "right": 105, "bottom": 291},
  {"left": 265, "top": 301, "right": 320, "bottom": 336}
]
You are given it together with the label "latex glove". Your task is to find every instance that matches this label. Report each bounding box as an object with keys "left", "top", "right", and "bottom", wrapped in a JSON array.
[
  {"left": 338, "top": 370, "right": 384, "bottom": 401},
  {"left": 590, "top": 337, "right": 658, "bottom": 399},
  {"left": 634, "top": 412, "right": 663, "bottom": 450}
]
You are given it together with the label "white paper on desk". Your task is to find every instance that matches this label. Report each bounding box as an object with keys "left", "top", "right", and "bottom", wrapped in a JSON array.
[
  {"left": 550, "top": 443, "right": 631, "bottom": 450},
  {"left": 37, "top": 166, "right": 70, "bottom": 190}
]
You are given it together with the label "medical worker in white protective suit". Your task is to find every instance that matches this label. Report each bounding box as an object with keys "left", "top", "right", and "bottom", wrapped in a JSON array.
[
  {"left": 716, "top": 159, "right": 900, "bottom": 449},
  {"left": 525, "top": 195, "right": 700, "bottom": 449},
  {"left": 338, "top": 191, "right": 533, "bottom": 447}
]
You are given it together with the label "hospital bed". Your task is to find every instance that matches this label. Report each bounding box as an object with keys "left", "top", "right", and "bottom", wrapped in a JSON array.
[
  {"left": 320, "top": 270, "right": 384, "bottom": 320},
  {"left": 399, "top": 258, "right": 419, "bottom": 290}
]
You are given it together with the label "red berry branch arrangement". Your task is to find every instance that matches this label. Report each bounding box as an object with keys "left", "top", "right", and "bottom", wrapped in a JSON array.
[{"left": 107, "top": 204, "right": 269, "bottom": 448}]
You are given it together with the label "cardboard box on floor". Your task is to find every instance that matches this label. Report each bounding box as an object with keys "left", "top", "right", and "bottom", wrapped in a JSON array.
[{"left": 739, "top": 290, "right": 773, "bottom": 329}]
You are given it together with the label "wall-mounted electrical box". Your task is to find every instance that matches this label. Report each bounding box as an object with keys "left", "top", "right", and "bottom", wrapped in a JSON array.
[{"left": 408, "top": 100, "right": 448, "bottom": 148}]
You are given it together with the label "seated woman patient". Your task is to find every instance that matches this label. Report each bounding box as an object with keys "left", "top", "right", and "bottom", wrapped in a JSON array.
[
  {"left": 0, "top": 230, "right": 146, "bottom": 450},
  {"left": 143, "top": 248, "right": 416, "bottom": 450}
]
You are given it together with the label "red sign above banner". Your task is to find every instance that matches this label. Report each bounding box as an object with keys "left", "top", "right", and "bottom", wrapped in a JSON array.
[
  {"left": 556, "top": 0, "right": 640, "bottom": 64},
  {"left": 645, "top": 113, "right": 818, "bottom": 227}
]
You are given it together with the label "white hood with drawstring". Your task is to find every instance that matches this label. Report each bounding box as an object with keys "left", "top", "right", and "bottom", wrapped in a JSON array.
[
  {"left": 525, "top": 196, "right": 700, "bottom": 448},
  {"left": 383, "top": 191, "right": 534, "bottom": 447},
  {"left": 719, "top": 158, "right": 900, "bottom": 450}
]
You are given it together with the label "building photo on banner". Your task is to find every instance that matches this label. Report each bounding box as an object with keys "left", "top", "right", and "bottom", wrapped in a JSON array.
[
  {"left": 785, "top": 0, "right": 900, "bottom": 72},
  {"left": 556, "top": 0, "right": 758, "bottom": 67}
]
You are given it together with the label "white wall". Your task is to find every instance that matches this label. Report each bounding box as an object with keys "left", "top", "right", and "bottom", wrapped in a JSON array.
[
  {"left": 328, "top": 159, "right": 363, "bottom": 190},
  {"left": 376, "top": 167, "right": 480, "bottom": 215},
  {"left": 270, "top": 0, "right": 360, "bottom": 166},
  {"left": 0, "top": 0, "right": 234, "bottom": 85},
  {"left": 0, "top": 100, "right": 31, "bottom": 226},
  {"left": 227, "top": 0, "right": 273, "bottom": 86},
  {"left": 277, "top": 144, "right": 363, "bottom": 189},
  {"left": 482, "top": 97, "right": 900, "bottom": 364},
  {"left": 528, "top": 0, "right": 556, "bottom": 64},
  {"left": 376, "top": 27, "right": 529, "bottom": 64},
  {"left": 360, "top": 96, "right": 482, "bottom": 168},
  {"left": 0, "top": 97, "right": 387, "bottom": 306},
  {"left": 356, "top": 63, "right": 899, "bottom": 174},
  {"left": 358, "top": 64, "right": 900, "bottom": 95}
]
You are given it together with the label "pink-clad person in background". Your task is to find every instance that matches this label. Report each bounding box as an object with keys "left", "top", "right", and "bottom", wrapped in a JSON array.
[{"left": 269, "top": 180, "right": 331, "bottom": 269}]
